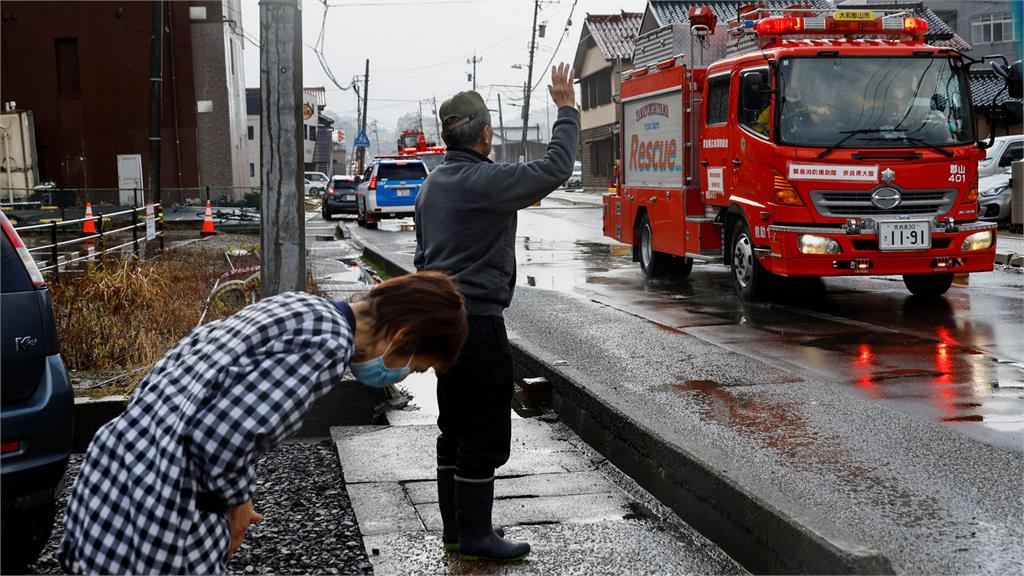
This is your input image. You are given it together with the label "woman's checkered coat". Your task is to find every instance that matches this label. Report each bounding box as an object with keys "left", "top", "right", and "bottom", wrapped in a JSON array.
[{"left": 59, "top": 293, "right": 354, "bottom": 575}]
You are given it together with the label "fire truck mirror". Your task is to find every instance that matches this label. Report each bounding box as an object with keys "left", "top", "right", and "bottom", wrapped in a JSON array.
[
  {"left": 1007, "top": 61, "right": 1022, "bottom": 99},
  {"left": 741, "top": 73, "right": 772, "bottom": 113}
]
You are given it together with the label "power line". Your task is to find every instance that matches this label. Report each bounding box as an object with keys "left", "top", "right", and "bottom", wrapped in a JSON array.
[{"left": 530, "top": 0, "right": 578, "bottom": 94}]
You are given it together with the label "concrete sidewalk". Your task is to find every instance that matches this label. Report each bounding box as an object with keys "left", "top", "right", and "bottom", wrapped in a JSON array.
[
  {"left": 996, "top": 232, "right": 1024, "bottom": 267},
  {"left": 332, "top": 415, "right": 743, "bottom": 575}
]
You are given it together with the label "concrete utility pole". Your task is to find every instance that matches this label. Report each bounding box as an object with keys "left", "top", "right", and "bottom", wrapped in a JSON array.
[
  {"left": 497, "top": 93, "right": 506, "bottom": 163},
  {"left": 468, "top": 53, "right": 483, "bottom": 91},
  {"left": 356, "top": 59, "right": 369, "bottom": 175},
  {"left": 372, "top": 119, "right": 381, "bottom": 156},
  {"left": 259, "top": 0, "right": 306, "bottom": 296},
  {"left": 432, "top": 95, "right": 441, "bottom": 143},
  {"left": 521, "top": 0, "right": 540, "bottom": 162},
  {"left": 146, "top": 0, "right": 163, "bottom": 206},
  {"left": 418, "top": 100, "right": 424, "bottom": 133}
]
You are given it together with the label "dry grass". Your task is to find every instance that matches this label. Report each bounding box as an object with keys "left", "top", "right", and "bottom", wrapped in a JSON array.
[{"left": 49, "top": 237, "right": 296, "bottom": 395}]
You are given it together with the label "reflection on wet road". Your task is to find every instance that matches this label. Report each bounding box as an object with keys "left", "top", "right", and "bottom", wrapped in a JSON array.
[{"left": 516, "top": 203, "right": 1024, "bottom": 451}]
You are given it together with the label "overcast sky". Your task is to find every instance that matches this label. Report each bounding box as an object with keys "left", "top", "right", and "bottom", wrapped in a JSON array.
[{"left": 239, "top": 0, "right": 648, "bottom": 131}]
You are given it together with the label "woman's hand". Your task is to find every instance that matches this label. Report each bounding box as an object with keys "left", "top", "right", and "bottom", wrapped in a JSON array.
[{"left": 226, "top": 499, "right": 264, "bottom": 562}]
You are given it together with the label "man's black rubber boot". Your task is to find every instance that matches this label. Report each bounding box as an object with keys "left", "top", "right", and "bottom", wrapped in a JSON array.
[
  {"left": 455, "top": 479, "right": 530, "bottom": 561},
  {"left": 439, "top": 469, "right": 503, "bottom": 551}
]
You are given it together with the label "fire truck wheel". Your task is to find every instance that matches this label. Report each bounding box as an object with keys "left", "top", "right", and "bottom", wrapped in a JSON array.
[
  {"left": 902, "top": 274, "right": 954, "bottom": 298},
  {"left": 731, "top": 221, "right": 770, "bottom": 300},
  {"left": 638, "top": 214, "right": 672, "bottom": 281}
]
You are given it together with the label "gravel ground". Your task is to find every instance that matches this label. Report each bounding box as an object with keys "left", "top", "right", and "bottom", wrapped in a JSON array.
[{"left": 28, "top": 441, "right": 373, "bottom": 575}]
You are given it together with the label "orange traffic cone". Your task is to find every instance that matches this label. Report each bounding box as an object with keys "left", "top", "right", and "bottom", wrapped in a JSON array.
[
  {"left": 201, "top": 201, "right": 217, "bottom": 237},
  {"left": 82, "top": 202, "right": 97, "bottom": 235}
]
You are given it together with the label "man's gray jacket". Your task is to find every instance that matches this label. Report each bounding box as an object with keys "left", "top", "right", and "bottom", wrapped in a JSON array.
[{"left": 414, "top": 106, "right": 579, "bottom": 316}]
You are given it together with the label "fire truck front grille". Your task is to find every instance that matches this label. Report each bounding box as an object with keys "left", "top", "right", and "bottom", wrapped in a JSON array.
[{"left": 810, "top": 188, "right": 957, "bottom": 218}]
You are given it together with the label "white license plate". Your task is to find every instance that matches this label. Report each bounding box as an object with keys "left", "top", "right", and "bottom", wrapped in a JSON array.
[
  {"left": 342, "top": 194, "right": 355, "bottom": 201},
  {"left": 395, "top": 190, "right": 411, "bottom": 197},
  {"left": 879, "top": 220, "right": 931, "bottom": 251}
]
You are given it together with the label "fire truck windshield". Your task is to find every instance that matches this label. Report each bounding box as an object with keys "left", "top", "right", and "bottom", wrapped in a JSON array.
[
  {"left": 401, "top": 134, "right": 419, "bottom": 148},
  {"left": 776, "top": 57, "right": 972, "bottom": 149}
]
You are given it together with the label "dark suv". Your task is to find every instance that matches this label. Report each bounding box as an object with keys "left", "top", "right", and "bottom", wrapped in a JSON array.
[
  {"left": 0, "top": 212, "right": 74, "bottom": 571},
  {"left": 323, "top": 175, "right": 360, "bottom": 219}
]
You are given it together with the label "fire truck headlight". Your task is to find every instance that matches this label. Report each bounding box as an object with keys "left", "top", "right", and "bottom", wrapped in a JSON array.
[
  {"left": 798, "top": 234, "right": 842, "bottom": 255},
  {"left": 961, "top": 230, "right": 993, "bottom": 251}
]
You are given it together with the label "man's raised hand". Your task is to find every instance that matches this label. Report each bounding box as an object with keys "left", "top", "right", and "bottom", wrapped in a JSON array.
[{"left": 548, "top": 62, "right": 576, "bottom": 109}]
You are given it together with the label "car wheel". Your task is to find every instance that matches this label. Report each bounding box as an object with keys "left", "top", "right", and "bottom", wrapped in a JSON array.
[
  {"left": 903, "top": 274, "right": 954, "bottom": 298},
  {"left": 637, "top": 213, "right": 674, "bottom": 281},
  {"left": 0, "top": 501, "right": 57, "bottom": 573},
  {"left": 731, "top": 220, "right": 771, "bottom": 300},
  {"left": 356, "top": 199, "right": 367, "bottom": 227}
]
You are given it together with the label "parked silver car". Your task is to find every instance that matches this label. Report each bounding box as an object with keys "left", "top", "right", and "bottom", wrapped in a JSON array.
[
  {"left": 978, "top": 168, "right": 1013, "bottom": 224},
  {"left": 978, "top": 135, "right": 1023, "bottom": 178}
]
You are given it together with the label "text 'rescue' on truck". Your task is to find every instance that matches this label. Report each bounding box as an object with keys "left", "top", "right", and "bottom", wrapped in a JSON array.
[{"left": 603, "top": 4, "right": 1015, "bottom": 300}]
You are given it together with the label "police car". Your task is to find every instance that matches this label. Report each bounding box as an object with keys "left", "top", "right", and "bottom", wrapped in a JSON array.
[{"left": 356, "top": 158, "right": 428, "bottom": 229}]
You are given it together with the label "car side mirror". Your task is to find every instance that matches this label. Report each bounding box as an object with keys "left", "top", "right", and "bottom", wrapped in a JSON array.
[{"left": 742, "top": 75, "right": 774, "bottom": 113}]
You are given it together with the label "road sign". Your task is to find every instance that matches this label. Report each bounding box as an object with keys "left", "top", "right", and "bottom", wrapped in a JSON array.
[
  {"left": 145, "top": 203, "right": 156, "bottom": 241},
  {"left": 354, "top": 130, "right": 370, "bottom": 148}
]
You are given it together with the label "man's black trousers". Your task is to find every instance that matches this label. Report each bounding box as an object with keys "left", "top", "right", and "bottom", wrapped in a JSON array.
[{"left": 437, "top": 315, "right": 514, "bottom": 481}]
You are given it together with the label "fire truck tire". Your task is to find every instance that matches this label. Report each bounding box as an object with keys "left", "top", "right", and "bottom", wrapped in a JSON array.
[
  {"left": 730, "top": 221, "right": 771, "bottom": 300},
  {"left": 638, "top": 214, "right": 672, "bottom": 281},
  {"left": 902, "top": 274, "right": 954, "bottom": 298}
]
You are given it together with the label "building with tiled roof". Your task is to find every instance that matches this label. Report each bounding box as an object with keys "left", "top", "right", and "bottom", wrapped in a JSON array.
[{"left": 572, "top": 11, "right": 644, "bottom": 192}]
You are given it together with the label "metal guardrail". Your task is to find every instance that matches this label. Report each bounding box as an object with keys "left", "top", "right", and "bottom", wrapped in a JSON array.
[
  {"left": 14, "top": 204, "right": 164, "bottom": 274},
  {"left": 0, "top": 186, "right": 261, "bottom": 210}
]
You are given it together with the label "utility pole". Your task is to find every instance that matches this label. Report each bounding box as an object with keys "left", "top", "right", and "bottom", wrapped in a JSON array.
[
  {"left": 468, "top": 53, "right": 483, "bottom": 91},
  {"left": 432, "top": 95, "right": 441, "bottom": 143},
  {"left": 521, "top": 0, "right": 540, "bottom": 162},
  {"left": 497, "top": 93, "right": 506, "bottom": 163},
  {"left": 146, "top": 0, "right": 163, "bottom": 206},
  {"left": 356, "top": 58, "right": 369, "bottom": 175},
  {"left": 259, "top": 0, "right": 305, "bottom": 295},
  {"left": 372, "top": 119, "right": 381, "bottom": 156},
  {"left": 418, "top": 100, "right": 424, "bottom": 133}
]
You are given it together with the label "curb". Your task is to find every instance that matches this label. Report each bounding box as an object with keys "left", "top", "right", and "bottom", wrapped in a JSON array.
[{"left": 357, "top": 240, "right": 894, "bottom": 575}]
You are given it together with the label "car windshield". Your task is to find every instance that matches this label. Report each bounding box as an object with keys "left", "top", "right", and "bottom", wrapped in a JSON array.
[
  {"left": 419, "top": 153, "right": 444, "bottom": 172},
  {"left": 378, "top": 163, "right": 427, "bottom": 181},
  {"left": 777, "top": 57, "right": 972, "bottom": 148}
]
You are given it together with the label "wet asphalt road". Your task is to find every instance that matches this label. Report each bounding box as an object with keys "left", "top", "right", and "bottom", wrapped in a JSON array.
[{"left": 341, "top": 198, "right": 1024, "bottom": 573}]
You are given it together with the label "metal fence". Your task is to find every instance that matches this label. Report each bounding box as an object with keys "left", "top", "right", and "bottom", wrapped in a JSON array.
[
  {"left": 13, "top": 204, "right": 164, "bottom": 276},
  {"left": 1, "top": 186, "right": 260, "bottom": 210}
]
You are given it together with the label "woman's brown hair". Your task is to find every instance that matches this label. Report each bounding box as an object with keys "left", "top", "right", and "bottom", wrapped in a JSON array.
[{"left": 363, "top": 271, "right": 468, "bottom": 373}]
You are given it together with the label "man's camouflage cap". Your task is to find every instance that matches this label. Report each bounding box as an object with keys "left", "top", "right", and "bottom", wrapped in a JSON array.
[{"left": 439, "top": 91, "right": 488, "bottom": 132}]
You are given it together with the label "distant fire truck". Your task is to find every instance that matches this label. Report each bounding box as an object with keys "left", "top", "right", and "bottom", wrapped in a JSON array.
[
  {"left": 604, "top": 3, "right": 1015, "bottom": 299},
  {"left": 396, "top": 129, "right": 446, "bottom": 171}
]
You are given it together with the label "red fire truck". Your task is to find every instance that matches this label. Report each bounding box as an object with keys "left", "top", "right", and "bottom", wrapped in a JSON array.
[
  {"left": 396, "top": 129, "right": 446, "bottom": 171},
  {"left": 603, "top": 4, "right": 1008, "bottom": 299}
]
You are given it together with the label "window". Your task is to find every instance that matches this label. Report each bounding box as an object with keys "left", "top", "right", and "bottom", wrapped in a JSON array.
[
  {"left": 580, "top": 70, "right": 612, "bottom": 111},
  {"left": 377, "top": 163, "right": 428, "bottom": 181},
  {"left": 55, "top": 38, "right": 80, "bottom": 96},
  {"left": 972, "top": 13, "right": 1016, "bottom": 44},
  {"left": 706, "top": 74, "right": 730, "bottom": 125},
  {"left": 999, "top": 142, "right": 1023, "bottom": 167},
  {"left": 738, "top": 68, "right": 772, "bottom": 138},
  {"left": 249, "top": 163, "right": 255, "bottom": 177},
  {"left": 247, "top": 125, "right": 254, "bottom": 140}
]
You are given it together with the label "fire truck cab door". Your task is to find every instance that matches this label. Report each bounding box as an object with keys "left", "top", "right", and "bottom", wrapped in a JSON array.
[{"left": 701, "top": 71, "right": 732, "bottom": 205}]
